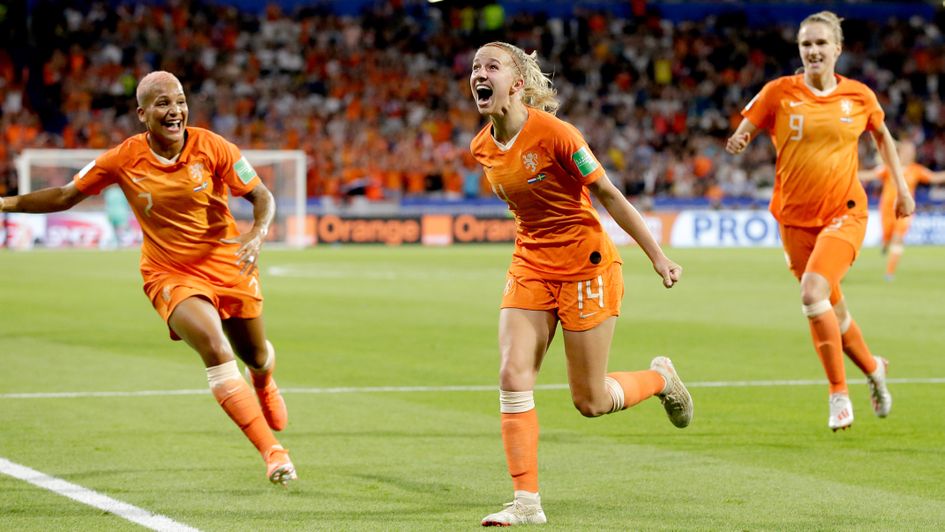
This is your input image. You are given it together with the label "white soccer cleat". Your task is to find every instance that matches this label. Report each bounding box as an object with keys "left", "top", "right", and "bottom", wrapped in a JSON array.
[
  {"left": 867, "top": 356, "right": 892, "bottom": 418},
  {"left": 481, "top": 498, "right": 547, "bottom": 527},
  {"left": 828, "top": 393, "right": 854, "bottom": 431},
  {"left": 650, "top": 356, "right": 693, "bottom": 428}
]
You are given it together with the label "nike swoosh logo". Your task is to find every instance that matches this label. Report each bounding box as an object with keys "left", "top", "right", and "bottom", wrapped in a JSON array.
[
  {"left": 789, "top": 101, "right": 804, "bottom": 107},
  {"left": 579, "top": 311, "right": 598, "bottom": 319},
  {"left": 132, "top": 175, "right": 151, "bottom": 183}
]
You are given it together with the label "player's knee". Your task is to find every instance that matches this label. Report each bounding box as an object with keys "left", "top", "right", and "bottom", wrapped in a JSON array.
[
  {"left": 572, "top": 395, "right": 608, "bottom": 418},
  {"left": 199, "top": 337, "right": 236, "bottom": 365},
  {"left": 799, "top": 278, "right": 829, "bottom": 306},
  {"left": 499, "top": 363, "right": 536, "bottom": 390}
]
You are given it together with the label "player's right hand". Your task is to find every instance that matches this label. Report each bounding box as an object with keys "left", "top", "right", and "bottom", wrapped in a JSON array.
[{"left": 725, "top": 132, "right": 751, "bottom": 154}]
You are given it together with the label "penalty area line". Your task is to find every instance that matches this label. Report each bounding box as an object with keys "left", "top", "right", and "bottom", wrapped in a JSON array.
[
  {"left": 0, "top": 377, "right": 943, "bottom": 399},
  {"left": 0, "top": 457, "right": 199, "bottom": 532}
]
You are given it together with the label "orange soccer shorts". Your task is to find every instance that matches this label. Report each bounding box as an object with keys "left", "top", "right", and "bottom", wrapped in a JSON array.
[
  {"left": 143, "top": 271, "right": 263, "bottom": 340},
  {"left": 780, "top": 212, "right": 867, "bottom": 305},
  {"left": 501, "top": 262, "right": 624, "bottom": 332},
  {"left": 881, "top": 208, "right": 912, "bottom": 243}
]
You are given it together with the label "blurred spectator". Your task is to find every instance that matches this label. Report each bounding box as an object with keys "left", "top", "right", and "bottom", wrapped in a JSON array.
[{"left": 3, "top": 1, "right": 945, "bottom": 206}]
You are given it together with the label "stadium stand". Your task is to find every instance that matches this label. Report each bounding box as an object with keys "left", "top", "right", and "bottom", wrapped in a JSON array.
[{"left": 2, "top": 0, "right": 944, "bottom": 209}]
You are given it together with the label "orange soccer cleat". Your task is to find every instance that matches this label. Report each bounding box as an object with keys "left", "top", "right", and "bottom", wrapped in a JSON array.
[{"left": 264, "top": 445, "right": 297, "bottom": 486}]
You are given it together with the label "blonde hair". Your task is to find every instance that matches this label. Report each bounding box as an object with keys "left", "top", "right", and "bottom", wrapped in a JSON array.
[
  {"left": 799, "top": 11, "right": 844, "bottom": 44},
  {"left": 136, "top": 71, "right": 183, "bottom": 107},
  {"left": 482, "top": 42, "right": 559, "bottom": 114}
]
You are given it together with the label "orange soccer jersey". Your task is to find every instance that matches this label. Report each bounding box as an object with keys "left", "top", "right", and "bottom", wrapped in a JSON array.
[
  {"left": 73, "top": 127, "right": 260, "bottom": 286},
  {"left": 470, "top": 109, "right": 619, "bottom": 280},
  {"left": 742, "top": 74, "right": 883, "bottom": 227}
]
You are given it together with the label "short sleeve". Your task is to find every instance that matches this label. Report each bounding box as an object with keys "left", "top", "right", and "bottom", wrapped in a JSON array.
[
  {"left": 73, "top": 148, "right": 120, "bottom": 196},
  {"left": 917, "top": 166, "right": 934, "bottom": 184},
  {"left": 863, "top": 86, "right": 885, "bottom": 132},
  {"left": 741, "top": 81, "right": 779, "bottom": 131},
  {"left": 555, "top": 122, "right": 606, "bottom": 185},
  {"left": 877, "top": 166, "right": 890, "bottom": 183},
  {"left": 211, "top": 134, "right": 260, "bottom": 196}
]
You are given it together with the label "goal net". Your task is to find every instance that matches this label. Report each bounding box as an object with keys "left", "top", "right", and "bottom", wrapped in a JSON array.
[{"left": 11, "top": 148, "right": 308, "bottom": 249}]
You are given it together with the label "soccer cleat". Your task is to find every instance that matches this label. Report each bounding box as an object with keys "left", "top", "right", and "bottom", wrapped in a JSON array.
[
  {"left": 867, "top": 356, "right": 892, "bottom": 418},
  {"left": 481, "top": 498, "right": 547, "bottom": 527},
  {"left": 264, "top": 445, "right": 297, "bottom": 486},
  {"left": 650, "top": 356, "right": 693, "bottom": 428},
  {"left": 828, "top": 393, "right": 854, "bottom": 431}
]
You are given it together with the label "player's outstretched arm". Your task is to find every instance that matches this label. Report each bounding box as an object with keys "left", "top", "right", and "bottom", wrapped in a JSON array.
[
  {"left": 221, "top": 182, "right": 275, "bottom": 275},
  {"left": 725, "top": 119, "right": 758, "bottom": 155},
  {"left": 871, "top": 124, "right": 915, "bottom": 218},
  {"left": 587, "top": 174, "right": 681, "bottom": 288},
  {"left": 928, "top": 170, "right": 945, "bottom": 185},
  {"left": 0, "top": 182, "right": 88, "bottom": 214}
]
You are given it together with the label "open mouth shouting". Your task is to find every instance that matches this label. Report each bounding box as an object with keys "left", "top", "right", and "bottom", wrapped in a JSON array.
[
  {"left": 475, "top": 84, "right": 494, "bottom": 110},
  {"left": 163, "top": 118, "right": 184, "bottom": 134}
]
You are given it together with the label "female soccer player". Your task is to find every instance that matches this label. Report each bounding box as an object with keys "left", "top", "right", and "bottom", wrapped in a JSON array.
[
  {"left": 0, "top": 71, "right": 296, "bottom": 485},
  {"left": 860, "top": 139, "right": 945, "bottom": 280},
  {"left": 725, "top": 11, "right": 914, "bottom": 431},
  {"left": 469, "top": 42, "right": 692, "bottom": 526}
]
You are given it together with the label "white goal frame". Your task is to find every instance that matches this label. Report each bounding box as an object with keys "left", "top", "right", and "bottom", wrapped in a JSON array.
[{"left": 14, "top": 148, "right": 308, "bottom": 248}]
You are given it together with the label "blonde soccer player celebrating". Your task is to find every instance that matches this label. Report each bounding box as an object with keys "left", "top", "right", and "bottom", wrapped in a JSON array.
[
  {"left": 469, "top": 42, "right": 692, "bottom": 526},
  {"left": 726, "top": 11, "right": 915, "bottom": 431},
  {"left": 0, "top": 71, "right": 296, "bottom": 485}
]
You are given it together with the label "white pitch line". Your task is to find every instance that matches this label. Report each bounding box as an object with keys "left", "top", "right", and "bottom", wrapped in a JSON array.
[
  {"left": 0, "top": 457, "right": 198, "bottom": 532},
  {"left": 1, "top": 378, "right": 943, "bottom": 399}
]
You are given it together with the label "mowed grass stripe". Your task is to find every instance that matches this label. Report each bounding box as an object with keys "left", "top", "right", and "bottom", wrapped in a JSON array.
[{"left": 2, "top": 377, "right": 944, "bottom": 399}]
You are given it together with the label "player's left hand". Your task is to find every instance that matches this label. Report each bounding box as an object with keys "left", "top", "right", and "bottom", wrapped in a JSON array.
[
  {"left": 895, "top": 191, "right": 915, "bottom": 219},
  {"left": 221, "top": 229, "right": 265, "bottom": 275},
  {"left": 653, "top": 256, "right": 682, "bottom": 288}
]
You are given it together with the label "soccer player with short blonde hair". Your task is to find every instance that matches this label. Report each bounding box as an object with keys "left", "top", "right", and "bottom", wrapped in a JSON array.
[
  {"left": 0, "top": 71, "right": 296, "bottom": 485},
  {"left": 470, "top": 42, "right": 692, "bottom": 527},
  {"left": 726, "top": 11, "right": 914, "bottom": 431}
]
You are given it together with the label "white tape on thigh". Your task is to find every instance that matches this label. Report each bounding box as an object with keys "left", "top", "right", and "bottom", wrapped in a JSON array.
[
  {"left": 499, "top": 390, "right": 535, "bottom": 413},
  {"left": 206, "top": 360, "right": 241, "bottom": 388},
  {"left": 802, "top": 299, "right": 832, "bottom": 317},
  {"left": 890, "top": 244, "right": 904, "bottom": 255},
  {"left": 604, "top": 376, "right": 625, "bottom": 413}
]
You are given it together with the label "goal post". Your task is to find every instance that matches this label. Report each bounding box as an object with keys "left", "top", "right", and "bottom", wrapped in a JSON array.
[{"left": 12, "top": 148, "right": 308, "bottom": 248}]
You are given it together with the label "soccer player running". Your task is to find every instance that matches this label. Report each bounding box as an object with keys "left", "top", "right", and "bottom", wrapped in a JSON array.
[
  {"left": 726, "top": 11, "right": 914, "bottom": 431},
  {"left": 859, "top": 139, "right": 945, "bottom": 280},
  {"left": 469, "top": 42, "right": 692, "bottom": 527},
  {"left": 0, "top": 71, "right": 296, "bottom": 485}
]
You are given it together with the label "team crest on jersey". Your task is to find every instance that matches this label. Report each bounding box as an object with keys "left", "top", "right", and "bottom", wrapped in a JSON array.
[
  {"left": 522, "top": 152, "right": 539, "bottom": 173},
  {"left": 188, "top": 162, "right": 205, "bottom": 181},
  {"left": 840, "top": 99, "right": 853, "bottom": 116}
]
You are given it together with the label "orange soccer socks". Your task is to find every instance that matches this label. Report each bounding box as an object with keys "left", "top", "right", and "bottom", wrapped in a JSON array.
[
  {"left": 605, "top": 370, "right": 666, "bottom": 411},
  {"left": 885, "top": 243, "right": 904, "bottom": 280},
  {"left": 839, "top": 314, "right": 878, "bottom": 376},
  {"left": 207, "top": 360, "right": 280, "bottom": 456},
  {"left": 245, "top": 341, "right": 288, "bottom": 431},
  {"left": 804, "top": 301, "right": 847, "bottom": 394},
  {"left": 499, "top": 390, "right": 539, "bottom": 494}
]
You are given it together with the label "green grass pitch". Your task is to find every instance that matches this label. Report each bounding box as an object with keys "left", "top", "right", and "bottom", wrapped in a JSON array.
[{"left": 1, "top": 244, "right": 944, "bottom": 530}]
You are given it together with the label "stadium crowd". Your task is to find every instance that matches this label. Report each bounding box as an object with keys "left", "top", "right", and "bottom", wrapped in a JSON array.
[{"left": 2, "top": 1, "right": 945, "bottom": 204}]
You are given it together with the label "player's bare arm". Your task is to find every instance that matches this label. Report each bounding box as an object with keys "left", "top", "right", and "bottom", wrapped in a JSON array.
[
  {"left": 725, "top": 119, "right": 758, "bottom": 155},
  {"left": 870, "top": 124, "right": 915, "bottom": 218},
  {"left": 587, "top": 174, "right": 681, "bottom": 288},
  {"left": 0, "top": 181, "right": 89, "bottom": 213},
  {"left": 222, "top": 182, "right": 276, "bottom": 275}
]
